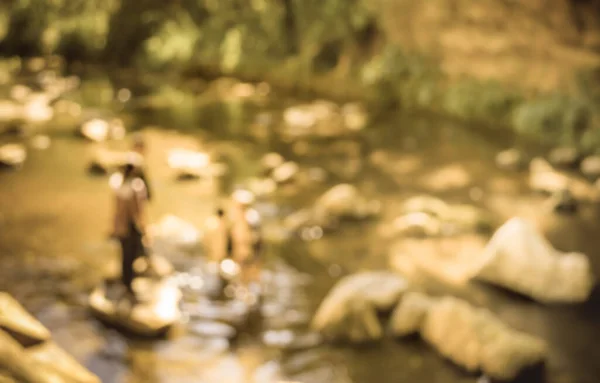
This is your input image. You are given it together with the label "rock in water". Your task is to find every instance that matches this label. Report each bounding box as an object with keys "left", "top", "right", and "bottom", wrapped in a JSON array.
[
  {"left": 472, "top": 217, "right": 595, "bottom": 303},
  {"left": 395, "top": 195, "right": 494, "bottom": 236},
  {"left": 261, "top": 329, "right": 322, "bottom": 350},
  {"left": 79, "top": 118, "right": 125, "bottom": 142},
  {"left": 529, "top": 157, "right": 568, "bottom": 194},
  {"left": 311, "top": 271, "right": 408, "bottom": 342},
  {"left": 272, "top": 161, "right": 299, "bottom": 184},
  {"left": 529, "top": 157, "right": 598, "bottom": 201},
  {"left": 0, "top": 293, "right": 50, "bottom": 346},
  {"left": 547, "top": 147, "right": 580, "bottom": 168},
  {"left": 495, "top": 149, "right": 526, "bottom": 171},
  {"left": 420, "top": 296, "right": 547, "bottom": 381},
  {"left": 26, "top": 341, "right": 101, "bottom": 383},
  {"left": 314, "top": 184, "right": 380, "bottom": 221},
  {"left": 0, "top": 329, "right": 63, "bottom": 383},
  {"left": 400, "top": 195, "right": 451, "bottom": 217},
  {"left": 260, "top": 152, "right": 285, "bottom": 174},
  {"left": 88, "top": 277, "right": 182, "bottom": 337},
  {"left": 580, "top": 155, "right": 600, "bottom": 179},
  {"left": 167, "top": 148, "right": 219, "bottom": 179},
  {"left": 0, "top": 144, "right": 26, "bottom": 168},
  {"left": 0, "top": 330, "right": 100, "bottom": 383},
  {"left": 188, "top": 320, "right": 237, "bottom": 339},
  {"left": 387, "top": 212, "right": 443, "bottom": 238},
  {"left": 341, "top": 102, "right": 368, "bottom": 131},
  {"left": 389, "top": 292, "right": 436, "bottom": 337},
  {"left": 87, "top": 149, "right": 132, "bottom": 175},
  {"left": 183, "top": 299, "right": 249, "bottom": 326},
  {"left": 0, "top": 295, "right": 100, "bottom": 383},
  {"left": 548, "top": 189, "right": 578, "bottom": 214}
]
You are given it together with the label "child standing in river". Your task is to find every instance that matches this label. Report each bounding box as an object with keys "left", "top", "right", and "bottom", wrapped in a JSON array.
[{"left": 229, "top": 190, "right": 263, "bottom": 290}]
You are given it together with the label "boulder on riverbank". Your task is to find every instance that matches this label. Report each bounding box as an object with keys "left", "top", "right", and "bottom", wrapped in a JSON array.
[
  {"left": 311, "top": 271, "right": 408, "bottom": 343},
  {"left": 0, "top": 295, "right": 100, "bottom": 383},
  {"left": 390, "top": 294, "right": 547, "bottom": 382},
  {"left": 472, "top": 217, "right": 595, "bottom": 303}
]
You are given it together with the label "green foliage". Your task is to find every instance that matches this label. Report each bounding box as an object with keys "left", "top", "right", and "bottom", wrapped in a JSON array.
[
  {"left": 443, "top": 79, "right": 522, "bottom": 123},
  {"left": 0, "top": 0, "right": 598, "bottom": 149},
  {"left": 141, "top": 10, "right": 201, "bottom": 70},
  {"left": 361, "top": 46, "right": 442, "bottom": 107},
  {"left": 511, "top": 94, "right": 591, "bottom": 146},
  {"left": 0, "top": 0, "right": 117, "bottom": 58}
]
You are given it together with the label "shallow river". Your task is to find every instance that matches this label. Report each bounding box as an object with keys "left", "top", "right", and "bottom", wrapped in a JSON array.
[{"left": 0, "top": 70, "right": 599, "bottom": 383}]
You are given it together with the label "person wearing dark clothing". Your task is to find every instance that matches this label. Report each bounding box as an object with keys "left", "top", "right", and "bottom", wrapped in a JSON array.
[{"left": 111, "top": 161, "right": 149, "bottom": 299}]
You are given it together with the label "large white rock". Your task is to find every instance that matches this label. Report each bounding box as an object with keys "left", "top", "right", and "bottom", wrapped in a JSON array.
[
  {"left": 311, "top": 271, "right": 408, "bottom": 342},
  {"left": 472, "top": 217, "right": 595, "bottom": 303},
  {"left": 421, "top": 296, "right": 547, "bottom": 381}
]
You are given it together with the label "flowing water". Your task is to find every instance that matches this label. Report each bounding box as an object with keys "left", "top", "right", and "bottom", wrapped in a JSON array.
[{"left": 0, "top": 68, "right": 599, "bottom": 383}]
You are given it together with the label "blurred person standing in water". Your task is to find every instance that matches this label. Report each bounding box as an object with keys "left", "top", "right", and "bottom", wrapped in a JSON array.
[
  {"left": 110, "top": 158, "right": 149, "bottom": 302},
  {"left": 203, "top": 207, "right": 229, "bottom": 263},
  {"left": 130, "top": 133, "right": 153, "bottom": 201},
  {"left": 203, "top": 190, "right": 263, "bottom": 296},
  {"left": 229, "top": 190, "right": 263, "bottom": 289}
]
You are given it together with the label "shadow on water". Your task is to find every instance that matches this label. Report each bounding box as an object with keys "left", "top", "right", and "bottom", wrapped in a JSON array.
[{"left": 1, "top": 70, "right": 600, "bottom": 383}]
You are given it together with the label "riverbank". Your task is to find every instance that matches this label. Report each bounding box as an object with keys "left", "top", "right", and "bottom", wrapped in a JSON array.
[{"left": 2, "top": 0, "right": 600, "bottom": 150}]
